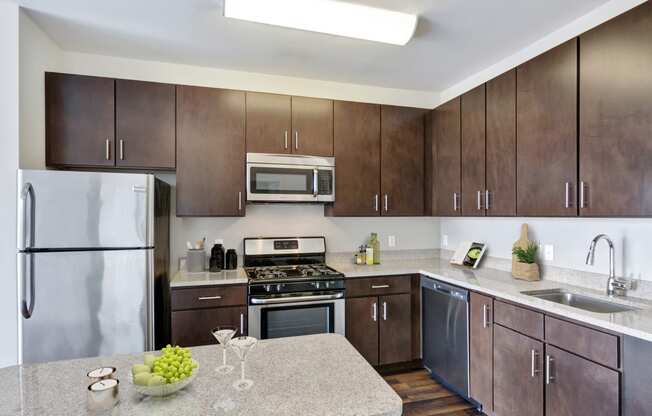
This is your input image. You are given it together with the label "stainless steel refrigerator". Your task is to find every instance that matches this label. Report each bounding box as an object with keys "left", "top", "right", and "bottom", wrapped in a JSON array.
[{"left": 17, "top": 170, "right": 170, "bottom": 364}]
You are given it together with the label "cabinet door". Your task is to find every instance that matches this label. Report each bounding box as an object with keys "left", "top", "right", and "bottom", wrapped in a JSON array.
[
  {"left": 379, "top": 294, "right": 412, "bottom": 365},
  {"left": 176, "top": 86, "right": 246, "bottom": 216},
  {"left": 545, "top": 345, "right": 619, "bottom": 416},
  {"left": 469, "top": 292, "right": 493, "bottom": 412},
  {"left": 291, "top": 96, "right": 333, "bottom": 156},
  {"left": 461, "top": 85, "right": 486, "bottom": 216},
  {"left": 326, "top": 101, "right": 381, "bottom": 216},
  {"left": 171, "top": 306, "right": 247, "bottom": 347},
  {"left": 494, "top": 325, "right": 544, "bottom": 416},
  {"left": 345, "top": 297, "right": 379, "bottom": 365},
  {"left": 115, "top": 79, "right": 175, "bottom": 169},
  {"left": 45, "top": 73, "right": 115, "bottom": 167},
  {"left": 517, "top": 40, "right": 578, "bottom": 216},
  {"left": 246, "top": 92, "right": 292, "bottom": 154},
  {"left": 380, "top": 106, "right": 425, "bottom": 216},
  {"left": 433, "top": 98, "right": 461, "bottom": 216},
  {"left": 579, "top": 3, "right": 652, "bottom": 216},
  {"left": 486, "top": 69, "right": 517, "bottom": 216}
]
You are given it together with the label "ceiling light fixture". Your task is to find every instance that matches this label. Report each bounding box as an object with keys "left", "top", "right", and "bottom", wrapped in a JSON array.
[{"left": 223, "top": 0, "right": 418, "bottom": 46}]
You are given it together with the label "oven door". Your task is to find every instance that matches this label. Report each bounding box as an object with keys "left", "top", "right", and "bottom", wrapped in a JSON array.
[
  {"left": 248, "top": 295, "right": 345, "bottom": 340},
  {"left": 246, "top": 163, "right": 334, "bottom": 202}
]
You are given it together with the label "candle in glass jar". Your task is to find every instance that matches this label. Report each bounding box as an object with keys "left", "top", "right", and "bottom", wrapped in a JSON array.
[{"left": 87, "top": 367, "right": 116, "bottom": 381}]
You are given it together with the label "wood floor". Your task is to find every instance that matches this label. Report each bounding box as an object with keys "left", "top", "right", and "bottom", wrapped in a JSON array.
[{"left": 384, "top": 369, "right": 483, "bottom": 416}]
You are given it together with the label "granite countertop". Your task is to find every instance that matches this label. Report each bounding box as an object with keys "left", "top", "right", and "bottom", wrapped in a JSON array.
[
  {"left": 329, "top": 257, "right": 652, "bottom": 343},
  {"left": 0, "top": 334, "right": 401, "bottom": 416},
  {"left": 171, "top": 269, "right": 248, "bottom": 287}
]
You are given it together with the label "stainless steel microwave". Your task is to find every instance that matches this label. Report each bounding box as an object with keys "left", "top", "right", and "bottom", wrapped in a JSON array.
[{"left": 246, "top": 153, "right": 335, "bottom": 202}]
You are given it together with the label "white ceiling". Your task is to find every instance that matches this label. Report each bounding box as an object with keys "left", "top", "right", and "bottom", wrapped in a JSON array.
[{"left": 18, "top": 0, "right": 612, "bottom": 92}]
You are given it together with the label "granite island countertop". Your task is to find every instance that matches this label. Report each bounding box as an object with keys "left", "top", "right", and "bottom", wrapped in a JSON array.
[
  {"left": 329, "top": 256, "right": 652, "bottom": 343},
  {"left": 0, "top": 334, "right": 402, "bottom": 416}
]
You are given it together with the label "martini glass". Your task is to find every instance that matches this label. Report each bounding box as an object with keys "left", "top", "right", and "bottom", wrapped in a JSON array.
[
  {"left": 211, "top": 326, "right": 238, "bottom": 374},
  {"left": 229, "top": 336, "right": 258, "bottom": 390}
]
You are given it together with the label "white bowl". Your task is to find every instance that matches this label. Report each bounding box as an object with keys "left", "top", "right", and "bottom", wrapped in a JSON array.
[{"left": 130, "top": 362, "right": 199, "bottom": 397}]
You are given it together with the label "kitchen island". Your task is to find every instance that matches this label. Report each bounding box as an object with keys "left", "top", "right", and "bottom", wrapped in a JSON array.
[{"left": 0, "top": 334, "right": 402, "bottom": 416}]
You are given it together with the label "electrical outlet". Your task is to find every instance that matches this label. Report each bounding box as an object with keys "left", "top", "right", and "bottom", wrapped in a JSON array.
[
  {"left": 442, "top": 235, "right": 449, "bottom": 248},
  {"left": 388, "top": 235, "right": 396, "bottom": 247},
  {"left": 544, "top": 244, "right": 554, "bottom": 261}
]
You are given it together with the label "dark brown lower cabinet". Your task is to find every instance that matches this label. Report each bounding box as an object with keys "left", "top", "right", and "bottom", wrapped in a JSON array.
[
  {"left": 545, "top": 345, "right": 619, "bottom": 416},
  {"left": 171, "top": 305, "right": 247, "bottom": 347},
  {"left": 379, "top": 294, "right": 412, "bottom": 365},
  {"left": 493, "top": 324, "right": 544, "bottom": 416},
  {"left": 346, "top": 296, "right": 380, "bottom": 365},
  {"left": 469, "top": 292, "right": 493, "bottom": 412},
  {"left": 345, "top": 293, "right": 412, "bottom": 366}
]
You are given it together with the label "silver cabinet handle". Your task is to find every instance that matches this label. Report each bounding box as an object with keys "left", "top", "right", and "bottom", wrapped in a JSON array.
[
  {"left": 580, "top": 181, "right": 587, "bottom": 208},
  {"left": 371, "top": 284, "right": 390, "bottom": 289},
  {"left": 295, "top": 131, "right": 299, "bottom": 150},
  {"left": 453, "top": 192, "right": 458, "bottom": 211},
  {"left": 119, "top": 139, "right": 124, "bottom": 160},
  {"left": 372, "top": 302, "right": 377, "bottom": 322},
  {"left": 238, "top": 192, "right": 243, "bottom": 211},
  {"left": 477, "top": 190, "right": 483, "bottom": 210},
  {"left": 545, "top": 355, "right": 555, "bottom": 384},
  {"left": 105, "top": 139, "right": 111, "bottom": 160},
  {"left": 383, "top": 301, "right": 387, "bottom": 321},
  {"left": 374, "top": 194, "right": 379, "bottom": 212},
  {"left": 284, "top": 131, "right": 288, "bottom": 150},
  {"left": 564, "top": 182, "right": 573, "bottom": 208},
  {"left": 482, "top": 304, "right": 489, "bottom": 328},
  {"left": 313, "top": 168, "right": 319, "bottom": 198},
  {"left": 240, "top": 313, "right": 244, "bottom": 335},
  {"left": 198, "top": 296, "right": 222, "bottom": 301},
  {"left": 384, "top": 194, "right": 388, "bottom": 212},
  {"left": 531, "top": 349, "right": 540, "bottom": 377},
  {"left": 485, "top": 190, "right": 490, "bottom": 211}
]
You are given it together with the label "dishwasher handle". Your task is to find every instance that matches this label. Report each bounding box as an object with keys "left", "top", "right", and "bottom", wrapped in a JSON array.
[{"left": 422, "top": 277, "right": 469, "bottom": 301}]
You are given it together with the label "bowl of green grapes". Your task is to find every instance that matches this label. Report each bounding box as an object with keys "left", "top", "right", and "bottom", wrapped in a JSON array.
[{"left": 130, "top": 345, "right": 199, "bottom": 397}]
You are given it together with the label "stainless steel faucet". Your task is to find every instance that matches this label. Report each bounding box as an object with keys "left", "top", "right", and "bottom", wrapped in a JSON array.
[{"left": 585, "top": 234, "right": 630, "bottom": 296}]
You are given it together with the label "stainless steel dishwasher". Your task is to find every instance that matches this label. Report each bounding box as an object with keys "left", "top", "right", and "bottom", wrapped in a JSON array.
[{"left": 421, "top": 276, "right": 470, "bottom": 399}]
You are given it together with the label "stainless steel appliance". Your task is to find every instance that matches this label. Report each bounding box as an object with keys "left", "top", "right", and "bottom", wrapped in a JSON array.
[
  {"left": 421, "top": 276, "right": 470, "bottom": 398},
  {"left": 17, "top": 170, "right": 170, "bottom": 364},
  {"left": 246, "top": 153, "right": 335, "bottom": 202},
  {"left": 244, "top": 237, "right": 344, "bottom": 339}
]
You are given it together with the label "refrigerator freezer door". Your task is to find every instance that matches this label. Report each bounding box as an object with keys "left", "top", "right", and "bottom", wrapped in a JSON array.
[
  {"left": 17, "top": 170, "right": 153, "bottom": 250},
  {"left": 19, "top": 249, "right": 151, "bottom": 364}
]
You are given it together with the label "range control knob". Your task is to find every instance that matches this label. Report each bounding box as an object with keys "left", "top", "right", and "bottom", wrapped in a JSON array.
[{"left": 264, "top": 285, "right": 271, "bottom": 292}]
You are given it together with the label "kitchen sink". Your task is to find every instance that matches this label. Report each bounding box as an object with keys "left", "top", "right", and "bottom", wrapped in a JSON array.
[{"left": 520, "top": 289, "right": 637, "bottom": 313}]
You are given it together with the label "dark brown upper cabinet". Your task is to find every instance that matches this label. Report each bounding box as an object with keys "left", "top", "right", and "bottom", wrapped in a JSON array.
[
  {"left": 516, "top": 39, "right": 578, "bottom": 216},
  {"left": 486, "top": 69, "right": 517, "bottom": 216},
  {"left": 245, "top": 92, "right": 292, "bottom": 154},
  {"left": 579, "top": 3, "right": 652, "bottom": 217},
  {"left": 176, "top": 86, "right": 246, "bottom": 217},
  {"left": 461, "top": 85, "right": 486, "bottom": 217},
  {"left": 380, "top": 105, "right": 426, "bottom": 216},
  {"left": 115, "top": 80, "right": 175, "bottom": 169},
  {"left": 291, "top": 96, "right": 334, "bottom": 156},
  {"left": 46, "top": 73, "right": 116, "bottom": 168},
  {"left": 432, "top": 98, "right": 462, "bottom": 216},
  {"left": 325, "top": 101, "right": 381, "bottom": 216}
]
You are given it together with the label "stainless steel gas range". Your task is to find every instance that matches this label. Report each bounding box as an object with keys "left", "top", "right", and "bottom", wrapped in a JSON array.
[{"left": 244, "top": 237, "right": 345, "bottom": 340}]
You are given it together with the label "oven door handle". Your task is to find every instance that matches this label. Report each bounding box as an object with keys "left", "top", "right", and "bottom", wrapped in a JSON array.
[{"left": 250, "top": 292, "right": 344, "bottom": 305}]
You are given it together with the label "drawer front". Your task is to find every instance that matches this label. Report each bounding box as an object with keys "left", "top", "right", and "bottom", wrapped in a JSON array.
[
  {"left": 545, "top": 316, "right": 619, "bottom": 368},
  {"left": 494, "top": 300, "right": 544, "bottom": 340},
  {"left": 171, "top": 306, "right": 247, "bottom": 347},
  {"left": 346, "top": 276, "right": 412, "bottom": 297},
  {"left": 171, "top": 285, "right": 247, "bottom": 311}
]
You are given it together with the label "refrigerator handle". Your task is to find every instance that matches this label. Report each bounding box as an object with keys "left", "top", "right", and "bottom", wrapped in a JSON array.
[
  {"left": 20, "top": 183, "right": 35, "bottom": 249},
  {"left": 20, "top": 253, "right": 35, "bottom": 319}
]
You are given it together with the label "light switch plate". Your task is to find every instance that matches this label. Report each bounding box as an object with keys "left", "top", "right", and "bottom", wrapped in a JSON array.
[
  {"left": 442, "top": 235, "right": 449, "bottom": 247},
  {"left": 544, "top": 244, "right": 554, "bottom": 261},
  {"left": 388, "top": 235, "right": 396, "bottom": 247}
]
